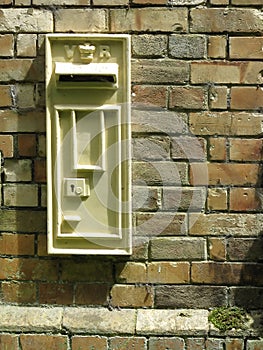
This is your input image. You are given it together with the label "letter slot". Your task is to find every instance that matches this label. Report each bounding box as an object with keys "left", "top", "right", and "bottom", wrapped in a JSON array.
[{"left": 46, "top": 34, "right": 131, "bottom": 255}]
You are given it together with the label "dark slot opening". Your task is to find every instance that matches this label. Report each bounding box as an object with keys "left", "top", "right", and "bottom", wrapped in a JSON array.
[{"left": 59, "top": 74, "right": 115, "bottom": 83}]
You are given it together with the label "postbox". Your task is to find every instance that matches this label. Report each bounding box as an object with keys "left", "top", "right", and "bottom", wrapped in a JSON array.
[{"left": 46, "top": 34, "right": 131, "bottom": 255}]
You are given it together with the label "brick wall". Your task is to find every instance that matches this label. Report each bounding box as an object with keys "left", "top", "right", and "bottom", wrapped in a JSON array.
[{"left": 0, "top": 0, "right": 262, "bottom": 349}]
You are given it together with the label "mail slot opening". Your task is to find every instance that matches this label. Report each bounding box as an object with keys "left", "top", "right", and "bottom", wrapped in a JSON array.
[{"left": 59, "top": 74, "right": 116, "bottom": 84}]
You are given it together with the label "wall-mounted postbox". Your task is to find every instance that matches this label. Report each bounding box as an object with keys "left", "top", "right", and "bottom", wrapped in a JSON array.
[{"left": 46, "top": 34, "right": 131, "bottom": 255}]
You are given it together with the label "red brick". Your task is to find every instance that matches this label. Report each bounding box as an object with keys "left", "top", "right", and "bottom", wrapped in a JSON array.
[
  {"left": 34, "top": 159, "right": 46, "bottom": 183},
  {"left": 72, "top": 336, "right": 107, "bottom": 350},
  {"left": 18, "top": 134, "right": 37, "bottom": 157},
  {"left": 169, "top": 86, "right": 207, "bottom": 110},
  {"left": 20, "top": 335, "right": 68, "bottom": 350},
  {"left": 132, "top": 85, "right": 167, "bottom": 108},
  {"left": 149, "top": 337, "right": 184, "bottom": 350},
  {"left": 0, "top": 135, "right": 13, "bottom": 157},
  {"left": 0, "top": 85, "right": 13, "bottom": 107},
  {"left": 1, "top": 281, "right": 37, "bottom": 303},
  {"left": 0, "top": 233, "right": 35, "bottom": 255},
  {"left": 0, "top": 334, "right": 19, "bottom": 350},
  {"left": 190, "top": 163, "right": 259, "bottom": 186},
  {"left": 230, "top": 188, "right": 261, "bottom": 212},
  {"left": 192, "top": 262, "right": 263, "bottom": 285},
  {"left": 39, "top": 283, "right": 73, "bottom": 305},
  {"left": 0, "top": 258, "right": 58, "bottom": 281},
  {"left": 230, "top": 138, "right": 263, "bottom": 161},
  {"left": 110, "top": 337, "right": 146, "bottom": 350},
  {"left": 231, "top": 87, "right": 263, "bottom": 110},
  {"left": 225, "top": 339, "right": 244, "bottom": 350},
  {"left": 132, "top": 0, "right": 166, "bottom": 3},
  {"left": 75, "top": 283, "right": 109, "bottom": 305},
  {"left": 37, "top": 234, "right": 48, "bottom": 256}
]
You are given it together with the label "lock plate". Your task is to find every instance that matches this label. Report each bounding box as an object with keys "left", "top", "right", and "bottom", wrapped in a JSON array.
[{"left": 64, "top": 178, "right": 89, "bottom": 197}]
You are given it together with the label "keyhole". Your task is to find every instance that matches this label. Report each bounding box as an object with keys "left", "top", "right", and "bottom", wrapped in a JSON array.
[{"left": 71, "top": 184, "right": 75, "bottom": 192}]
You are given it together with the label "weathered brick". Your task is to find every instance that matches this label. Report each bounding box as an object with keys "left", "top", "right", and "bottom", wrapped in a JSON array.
[
  {"left": 38, "top": 135, "right": 46, "bottom": 157},
  {"left": 230, "top": 37, "right": 263, "bottom": 59},
  {"left": 133, "top": 161, "right": 188, "bottom": 186},
  {"left": 61, "top": 260, "right": 113, "bottom": 282},
  {"left": 228, "top": 237, "right": 263, "bottom": 262},
  {"left": 189, "top": 213, "right": 263, "bottom": 236},
  {"left": 0, "top": 233, "right": 35, "bottom": 255},
  {"left": 131, "top": 108, "right": 188, "bottom": 135},
  {"left": 185, "top": 338, "right": 206, "bottom": 350},
  {"left": 169, "top": 86, "right": 208, "bottom": 110},
  {"left": 20, "top": 335, "right": 68, "bottom": 350},
  {"left": 16, "top": 84, "right": 35, "bottom": 109},
  {"left": 190, "top": 163, "right": 259, "bottom": 186},
  {"left": 72, "top": 336, "right": 107, "bottom": 350},
  {"left": 209, "top": 137, "right": 227, "bottom": 161},
  {"left": 148, "top": 337, "right": 184, "bottom": 350},
  {"left": 0, "top": 257, "right": 58, "bottom": 281},
  {"left": 132, "top": 34, "right": 167, "bottom": 57},
  {"left": 1, "top": 281, "right": 36, "bottom": 303},
  {"left": 37, "top": 234, "right": 48, "bottom": 256},
  {"left": 136, "top": 212, "right": 187, "bottom": 236},
  {"left": 55, "top": 9, "right": 107, "bottom": 32},
  {"left": 132, "top": 59, "right": 189, "bottom": 84},
  {"left": 15, "top": 0, "right": 31, "bottom": 5},
  {"left": 110, "top": 337, "right": 147, "bottom": 350},
  {"left": 40, "top": 185, "right": 46, "bottom": 208},
  {"left": 18, "top": 134, "right": 37, "bottom": 157},
  {"left": 171, "top": 136, "right": 206, "bottom": 160},
  {"left": 133, "top": 186, "right": 159, "bottom": 211},
  {"left": 225, "top": 339, "right": 244, "bottom": 350},
  {"left": 75, "top": 283, "right": 109, "bottom": 305},
  {"left": 116, "top": 262, "right": 147, "bottom": 283},
  {"left": 132, "top": 136, "right": 170, "bottom": 161},
  {"left": 0, "top": 110, "right": 45, "bottom": 133},
  {"left": 155, "top": 285, "right": 227, "bottom": 308},
  {"left": 0, "top": 85, "right": 13, "bottom": 107},
  {"left": 232, "top": 0, "right": 262, "bottom": 4},
  {"left": 0, "top": 34, "right": 13, "bottom": 56},
  {"left": 210, "top": 0, "right": 229, "bottom": 4},
  {"left": 230, "top": 188, "right": 261, "bottom": 212},
  {"left": 0, "top": 135, "right": 13, "bottom": 157},
  {"left": 132, "top": 0, "right": 167, "bottom": 3},
  {"left": 34, "top": 0, "right": 90, "bottom": 4},
  {"left": 132, "top": 85, "right": 167, "bottom": 108},
  {"left": 229, "top": 138, "right": 263, "bottom": 161},
  {"left": 111, "top": 284, "right": 153, "bottom": 307},
  {"left": 0, "top": 0, "right": 12, "bottom": 5},
  {"left": 0, "top": 58, "right": 44, "bottom": 82},
  {"left": 209, "top": 86, "right": 228, "bottom": 110},
  {"left": 4, "top": 184, "right": 38, "bottom": 207},
  {"left": 205, "top": 339, "right": 225, "bottom": 350},
  {"left": 207, "top": 188, "right": 228, "bottom": 211},
  {"left": 17, "top": 34, "right": 37, "bottom": 57},
  {"left": 247, "top": 340, "right": 263, "bottom": 350},
  {"left": 5, "top": 159, "right": 32, "bottom": 182},
  {"left": 191, "top": 262, "right": 263, "bottom": 285},
  {"left": 208, "top": 36, "right": 227, "bottom": 58},
  {"left": 169, "top": 34, "right": 206, "bottom": 59},
  {"left": 208, "top": 237, "right": 226, "bottom": 261},
  {"left": 94, "top": 0, "right": 127, "bottom": 4},
  {"left": 0, "top": 334, "right": 18, "bottom": 350},
  {"left": 0, "top": 9, "right": 53, "bottom": 32},
  {"left": 0, "top": 210, "right": 46, "bottom": 232},
  {"left": 150, "top": 237, "right": 206, "bottom": 260},
  {"left": 162, "top": 187, "right": 206, "bottom": 211},
  {"left": 34, "top": 159, "right": 46, "bottom": 183},
  {"left": 191, "top": 8, "right": 263, "bottom": 33},
  {"left": 110, "top": 8, "right": 188, "bottom": 33},
  {"left": 191, "top": 61, "right": 263, "bottom": 84},
  {"left": 39, "top": 283, "right": 74, "bottom": 305},
  {"left": 190, "top": 112, "right": 263, "bottom": 136},
  {"left": 230, "top": 287, "right": 263, "bottom": 309},
  {"left": 231, "top": 87, "right": 263, "bottom": 110}
]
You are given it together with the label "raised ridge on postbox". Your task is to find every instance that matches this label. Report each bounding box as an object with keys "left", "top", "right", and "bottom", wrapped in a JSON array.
[{"left": 55, "top": 62, "right": 118, "bottom": 89}]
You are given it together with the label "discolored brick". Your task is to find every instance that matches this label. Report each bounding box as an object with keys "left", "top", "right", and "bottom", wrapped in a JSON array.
[{"left": 72, "top": 336, "right": 107, "bottom": 350}]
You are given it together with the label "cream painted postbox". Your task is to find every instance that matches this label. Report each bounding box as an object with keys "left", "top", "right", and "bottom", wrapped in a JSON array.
[{"left": 46, "top": 34, "right": 131, "bottom": 255}]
